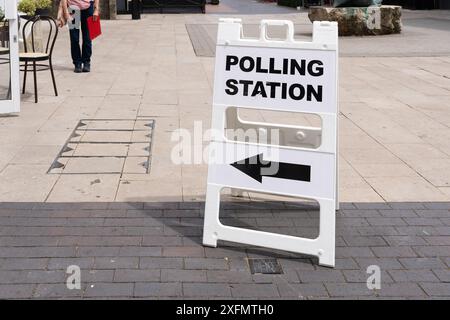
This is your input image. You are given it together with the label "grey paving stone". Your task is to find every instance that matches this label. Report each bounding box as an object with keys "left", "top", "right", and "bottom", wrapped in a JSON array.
[
  {"left": 395, "top": 226, "right": 437, "bottom": 236},
  {"left": 377, "top": 283, "right": 426, "bottom": 297},
  {"left": 333, "top": 258, "right": 359, "bottom": 270},
  {"left": 0, "top": 236, "right": 59, "bottom": 247},
  {"left": 77, "top": 247, "right": 121, "bottom": 257},
  {"left": 108, "top": 202, "right": 144, "bottom": 210},
  {"left": 142, "top": 236, "right": 182, "bottom": 246},
  {"left": 413, "top": 245, "right": 450, "bottom": 257},
  {"left": 58, "top": 236, "right": 141, "bottom": 246},
  {"left": 325, "top": 283, "right": 374, "bottom": 297},
  {"left": 389, "top": 270, "right": 440, "bottom": 282},
  {"left": 0, "top": 270, "right": 65, "bottom": 284},
  {"left": 140, "top": 257, "right": 183, "bottom": 269},
  {"left": 339, "top": 209, "right": 380, "bottom": 218},
  {"left": 252, "top": 268, "right": 300, "bottom": 284},
  {"left": 404, "top": 218, "right": 443, "bottom": 226},
  {"left": 163, "top": 246, "right": 205, "bottom": 257},
  {"left": 103, "top": 218, "right": 163, "bottom": 227},
  {"left": 183, "top": 283, "right": 232, "bottom": 297},
  {"left": 84, "top": 282, "right": 134, "bottom": 298},
  {"left": 277, "top": 283, "right": 328, "bottom": 298},
  {"left": 0, "top": 247, "right": 76, "bottom": 258},
  {"left": 424, "top": 236, "right": 450, "bottom": 246},
  {"left": 134, "top": 282, "right": 182, "bottom": 297},
  {"left": 225, "top": 258, "right": 248, "bottom": 273},
  {"left": 118, "top": 246, "right": 162, "bottom": 257},
  {"left": 354, "top": 203, "right": 391, "bottom": 210},
  {"left": 231, "top": 283, "right": 279, "bottom": 298},
  {"left": 34, "top": 283, "right": 85, "bottom": 298},
  {"left": 445, "top": 258, "right": 450, "bottom": 268},
  {"left": 371, "top": 247, "right": 418, "bottom": 258},
  {"left": 337, "top": 218, "right": 370, "bottom": 227},
  {"left": 126, "top": 209, "right": 163, "bottom": 218},
  {"left": 0, "top": 258, "right": 48, "bottom": 270},
  {"left": 298, "top": 270, "right": 345, "bottom": 283},
  {"left": 420, "top": 282, "right": 450, "bottom": 297},
  {"left": 277, "top": 258, "right": 315, "bottom": 270},
  {"left": 343, "top": 270, "right": 394, "bottom": 283},
  {"left": 357, "top": 226, "right": 399, "bottom": 236},
  {"left": 383, "top": 236, "right": 427, "bottom": 246},
  {"left": 0, "top": 284, "right": 35, "bottom": 299},
  {"left": 367, "top": 218, "right": 407, "bottom": 226},
  {"left": 378, "top": 209, "right": 418, "bottom": 217},
  {"left": 81, "top": 270, "right": 115, "bottom": 282},
  {"left": 338, "top": 203, "right": 357, "bottom": 210},
  {"left": 206, "top": 270, "right": 253, "bottom": 283},
  {"left": 423, "top": 203, "right": 450, "bottom": 210},
  {"left": 184, "top": 258, "right": 229, "bottom": 270},
  {"left": 336, "top": 247, "right": 375, "bottom": 258},
  {"left": 389, "top": 203, "right": 425, "bottom": 210},
  {"left": 355, "top": 258, "right": 404, "bottom": 270},
  {"left": 47, "top": 257, "right": 94, "bottom": 270},
  {"left": 432, "top": 269, "right": 450, "bottom": 282},
  {"left": 121, "top": 226, "right": 164, "bottom": 236},
  {"left": 415, "top": 209, "right": 450, "bottom": 218},
  {"left": 343, "top": 236, "right": 387, "bottom": 246},
  {"left": 161, "top": 269, "right": 207, "bottom": 282},
  {"left": 399, "top": 258, "right": 446, "bottom": 269},
  {"left": 95, "top": 257, "right": 139, "bottom": 269},
  {"left": 434, "top": 227, "right": 450, "bottom": 236},
  {"left": 114, "top": 269, "right": 160, "bottom": 282}
]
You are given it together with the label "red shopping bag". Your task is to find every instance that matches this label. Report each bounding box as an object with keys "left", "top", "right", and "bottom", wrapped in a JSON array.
[{"left": 87, "top": 16, "right": 102, "bottom": 40}]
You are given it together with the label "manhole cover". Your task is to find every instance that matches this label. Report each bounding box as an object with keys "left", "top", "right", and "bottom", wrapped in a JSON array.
[
  {"left": 48, "top": 118, "right": 155, "bottom": 174},
  {"left": 248, "top": 258, "right": 283, "bottom": 275}
]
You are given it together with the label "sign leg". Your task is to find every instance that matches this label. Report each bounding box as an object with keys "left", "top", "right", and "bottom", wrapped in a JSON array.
[
  {"left": 202, "top": 184, "right": 222, "bottom": 247},
  {"left": 317, "top": 198, "right": 336, "bottom": 267}
]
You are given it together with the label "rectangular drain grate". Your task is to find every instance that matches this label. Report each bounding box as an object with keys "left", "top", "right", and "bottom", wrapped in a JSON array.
[
  {"left": 248, "top": 258, "right": 283, "bottom": 275},
  {"left": 48, "top": 118, "right": 155, "bottom": 175}
]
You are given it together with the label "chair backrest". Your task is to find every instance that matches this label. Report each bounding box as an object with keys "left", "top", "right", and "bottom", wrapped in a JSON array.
[{"left": 22, "top": 16, "right": 58, "bottom": 56}]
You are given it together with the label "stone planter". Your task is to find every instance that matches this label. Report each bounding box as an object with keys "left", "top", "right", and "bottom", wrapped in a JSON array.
[{"left": 308, "top": 5, "right": 402, "bottom": 36}]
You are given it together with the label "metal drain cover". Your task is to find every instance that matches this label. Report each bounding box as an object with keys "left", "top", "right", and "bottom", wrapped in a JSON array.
[
  {"left": 48, "top": 118, "right": 155, "bottom": 175},
  {"left": 248, "top": 258, "right": 283, "bottom": 275}
]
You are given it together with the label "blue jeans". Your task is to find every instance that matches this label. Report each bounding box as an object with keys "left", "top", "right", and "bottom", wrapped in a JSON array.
[{"left": 69, "top": 2, "right": 93, "bottom": 66}]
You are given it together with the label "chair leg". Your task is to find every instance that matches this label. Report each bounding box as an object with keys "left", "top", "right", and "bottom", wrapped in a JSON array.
[
  {"left": 33, "top": 61, "right": 38, "bottom": 103},
  {"left": 49, "top": 59, "right": 58, "bottom": 97},
  {"left": 22, "top": 61, "right": 28, "bottom": 94}
]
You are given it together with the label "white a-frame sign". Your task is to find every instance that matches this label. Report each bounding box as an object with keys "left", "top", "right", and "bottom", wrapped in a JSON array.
[{"left": 203, "top": 19, "right": 338, "bottom": 267}]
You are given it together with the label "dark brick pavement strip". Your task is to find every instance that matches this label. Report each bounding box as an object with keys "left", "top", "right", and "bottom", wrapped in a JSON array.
[
  {"left": 0, "top": 284, "right": 35, "bottom": 299},
  {"left": 0, "top": 202, "right": 449, "bottom": 299},
  {"left": 134, "top": 282, "right": 182, "bottom": 298}
]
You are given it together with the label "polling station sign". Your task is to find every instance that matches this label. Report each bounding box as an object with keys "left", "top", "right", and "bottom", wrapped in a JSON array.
[
  {"left": 213, "top": 45, "right": 337, "bottom": 114},
  {"left": 203, "top": 20, "right": 338, "bottom": 267}
]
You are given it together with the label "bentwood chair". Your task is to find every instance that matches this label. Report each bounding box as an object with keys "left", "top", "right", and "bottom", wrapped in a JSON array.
[
  {"left": 0, "top": 20, "right": 11, "bottom": 99},
  {"left": 20, "top": 16, "right": 58, "bottom": 103}
]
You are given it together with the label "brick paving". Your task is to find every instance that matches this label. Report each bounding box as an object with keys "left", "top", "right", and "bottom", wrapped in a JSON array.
[{"left": 0, "top": 201, "right": 448, "bottom": 299}]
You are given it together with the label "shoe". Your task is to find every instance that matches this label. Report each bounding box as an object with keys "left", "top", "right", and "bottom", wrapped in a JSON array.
[
  {"left": 74, "top": 64, "right": 82, "bottom": 73},
  {"left": 82, "top": 63, "right": 91, "bottom": 73}
]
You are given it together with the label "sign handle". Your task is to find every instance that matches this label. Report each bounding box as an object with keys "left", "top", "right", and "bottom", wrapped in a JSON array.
[{"left": 259, "top": 20, "right": 294, "bottom": 43}]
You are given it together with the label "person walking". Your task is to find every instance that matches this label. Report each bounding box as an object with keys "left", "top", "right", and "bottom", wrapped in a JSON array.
[{"left": 58, "top": 0, "right": 100, "bottom": 73}]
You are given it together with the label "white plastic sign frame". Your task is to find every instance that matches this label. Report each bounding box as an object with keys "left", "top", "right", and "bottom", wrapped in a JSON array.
[
  {"left": 0, "top": 0, "right": 20, "bottom": 114},
  {"left": 203, "top": 19, "right": 338, "bottom": 267}
]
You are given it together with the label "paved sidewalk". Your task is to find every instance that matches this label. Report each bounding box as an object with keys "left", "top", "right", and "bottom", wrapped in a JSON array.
[
  {"left": 0, "top": 5, "right": 449, "bottom": 203},
  {"left": 0, "top": 201, "right": 448, "bottom": 299},
  {"left": 0, "top": 0, "right": 449, "bottom": 300}
]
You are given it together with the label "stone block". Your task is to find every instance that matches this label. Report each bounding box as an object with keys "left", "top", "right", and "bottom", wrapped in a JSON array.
[{"left": 308, "top": 5, "right": 402, "bottom": 36}]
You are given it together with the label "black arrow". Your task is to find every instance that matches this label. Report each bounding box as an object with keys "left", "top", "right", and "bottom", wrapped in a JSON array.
[{"left": 230, "top": 153, "right": 311, "bottom": 183}]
